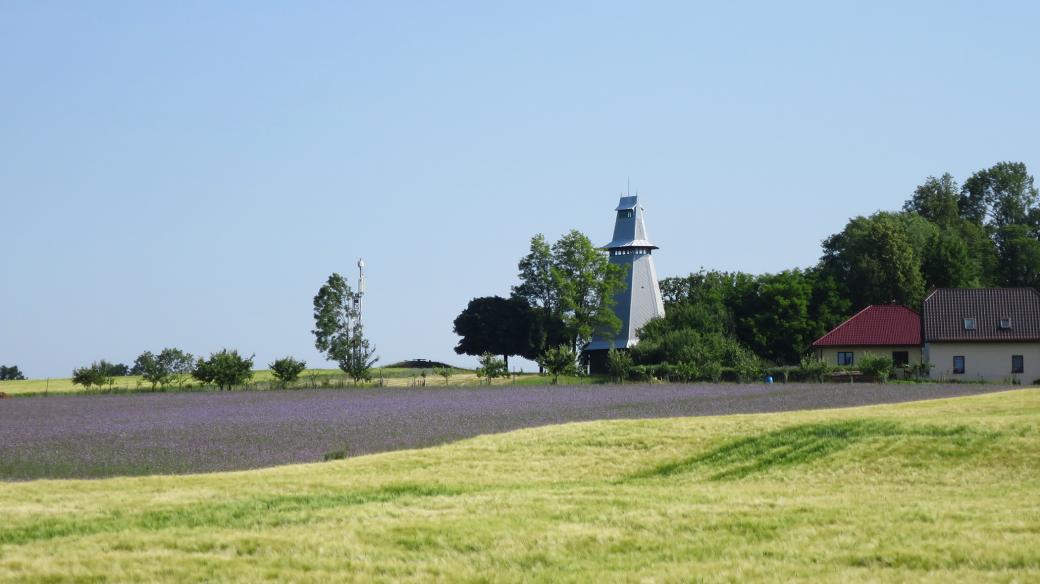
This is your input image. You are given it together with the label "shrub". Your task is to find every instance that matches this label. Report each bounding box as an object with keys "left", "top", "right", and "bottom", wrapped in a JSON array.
[
  {"left": 193, "top": 349, "right": 254, "bottom": 391},
  {"left": 323, "top": 448, "right": 348, "bottom": 461},
  {"left": 701, "top": 361, "right": 724, "bottom": 383},
  {"left": 732, "top": 348, "right": 761, "bottom": 383},
  {"left": 797, "top": 354, "right": 831, "bottom": 382},
  {"left": 903, "top": 360, "right": 933, "bottom": 380},
  {"left": 606, "top": 347, "right": 633, "bottom": 383},
  {"left": 858, "top": 352, "right": 894, "bottom": 383},
  {"left": 672, "top": 361, "right": 699, "bottom": 383}
]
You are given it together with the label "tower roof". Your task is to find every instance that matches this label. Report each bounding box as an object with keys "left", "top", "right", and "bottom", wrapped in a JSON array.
[{"left": 604, "top": 195, "right": 658, "bottom": 249}]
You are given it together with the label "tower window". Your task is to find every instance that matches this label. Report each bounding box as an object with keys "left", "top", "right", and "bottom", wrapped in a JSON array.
[{"left": 617, "top": 210, "right": 633, "bottom": 219}]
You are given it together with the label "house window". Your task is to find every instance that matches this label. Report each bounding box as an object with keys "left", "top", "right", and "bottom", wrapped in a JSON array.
[
  {"left": 837, "top": 352, "right": 853, "bottom": 366},
  {"left": 1012, "top": 355, "right": 1024, "bottom": 374},
  {"left": 892, "top": 351, "right": 909, "bottom": 367},
  {"left": 963, "top": 318, "right": 976, "bottom": 330},
  {"left": 1000, "top": 319, "right": 1012, "bottom": 330},
  {"left": 953, "top": 356, "right": 965, "bottom": 374}
]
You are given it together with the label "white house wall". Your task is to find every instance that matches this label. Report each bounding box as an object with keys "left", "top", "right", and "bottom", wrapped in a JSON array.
[
  {"left": 927, "top": 342, "right": 1040, "bottom": 382},
  {"left": 816, "top": 346, "right": 922, "bottom": 367}
]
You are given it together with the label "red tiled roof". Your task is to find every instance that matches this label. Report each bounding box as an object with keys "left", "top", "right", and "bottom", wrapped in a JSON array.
[{"left": 812, "top": 304, "right": 921, "bottom": 347}]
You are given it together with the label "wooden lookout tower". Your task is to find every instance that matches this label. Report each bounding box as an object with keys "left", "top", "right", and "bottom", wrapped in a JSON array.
[{"left": 585, "top": 195, "right": 665, "bottom": 374}]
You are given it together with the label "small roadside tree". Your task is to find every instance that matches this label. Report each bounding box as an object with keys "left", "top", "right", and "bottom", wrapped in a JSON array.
[
  {"left": 134, "top": 348, "right": 194, "bottom": 389},
  {"left": 434, "top": 366, "right": 453, "bottom": 385},
  {"left": 476, "top": 352, "right": 507, "bottom": 385},
  {"left": 134, "top": 351, "right": 166, "bottom": 388},
  {"left": 193, "top": 349, "right": 254, "bottom": 391},
  {"left": 313, "top": 273, "right": 378, "bottom": 384},
  {"left": 72, "top": 362, "right": 112, "bottom": 390},
  {"left": 269, "top": 356, "right": 307, "bottom": 387},
  {"left": 538, "top": 345, "right": 578, "bottom": 385}
]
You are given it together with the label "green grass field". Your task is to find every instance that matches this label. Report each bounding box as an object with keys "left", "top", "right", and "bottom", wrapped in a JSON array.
[{"left": 1, "top": 389, "right": 1038, "bottom": 581}]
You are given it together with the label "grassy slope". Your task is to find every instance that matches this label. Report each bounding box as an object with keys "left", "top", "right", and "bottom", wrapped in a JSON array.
[{"left": 1, "top": 389, "right": 1038, "bottom": 582}]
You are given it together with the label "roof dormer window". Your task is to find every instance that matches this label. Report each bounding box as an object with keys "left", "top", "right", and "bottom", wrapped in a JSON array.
[
  {"left": 1000, "top": 318, "right": 1012, "bottom": 330},
  {"left": 963, "top": 318, "right": 976, "bottom": 330}
]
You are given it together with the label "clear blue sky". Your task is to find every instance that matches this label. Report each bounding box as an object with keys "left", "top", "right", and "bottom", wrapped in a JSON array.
[{"left": 2, "top": 1, "right": 1038, "bottom": 377}]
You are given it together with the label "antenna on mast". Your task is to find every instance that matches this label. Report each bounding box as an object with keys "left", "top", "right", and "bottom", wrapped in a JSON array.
[{"left": 355, "top": 258, "right": 366, "bottom": 325}]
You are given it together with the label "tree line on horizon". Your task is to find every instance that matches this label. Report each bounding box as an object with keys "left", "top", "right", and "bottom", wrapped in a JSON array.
[
  {"left": 46, "top": 272, "right": 373, "bottom": 391},
  {"left": 455, "top": 161, "right": 1040, "bottom": 375}
]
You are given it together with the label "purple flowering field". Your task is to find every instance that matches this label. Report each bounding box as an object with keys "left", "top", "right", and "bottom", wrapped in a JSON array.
[{"left": 0, "top": 382, "right": 1011, "bottom": 480}]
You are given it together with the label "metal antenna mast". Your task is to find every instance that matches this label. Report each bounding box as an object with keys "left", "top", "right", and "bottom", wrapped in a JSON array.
[{"left": 355, "top": 258, "right": 366, "bottom": 325}]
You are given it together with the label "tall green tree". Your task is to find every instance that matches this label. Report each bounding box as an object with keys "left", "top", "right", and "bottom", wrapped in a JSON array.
[
  {"left": 961, "top": 162, "right": 1038, "bottom": 228},
  {"left": 512, "top": 233, "right": 570, "bottom": 362},
  {"left": 730, "top": 270, "right": 816, "bottom": 365},
  {"left": 551, "top": 230, "right": 626, "bottom": 350},
  {"left": 903, "top": 173, "right": 961, "bottom": 226},
  {"left": 453, "top": 296, "right": 536, "bottom": 368},
  {"left": 312, "top": 273, "right": 378, "bottom": 383},
  {"left": 512, "top": 234, "right": 558, "bottom": 315},
  {"left": 996, "top": 224, "right": 1040, "bottom": 287},
  {"left": 922, "top": 231, "right": 981, "bottom": 288},
  {"left": 821, "top": 212, "right": 928, "bottom": 309}
]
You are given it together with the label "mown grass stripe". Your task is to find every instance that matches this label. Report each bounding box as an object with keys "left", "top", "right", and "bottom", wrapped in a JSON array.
[
  {"left": 0, "top": 484, "right": 463, "bottom": 547},
  {"left": 630, "top": 419, "right": 1002, "bottom": 481}
]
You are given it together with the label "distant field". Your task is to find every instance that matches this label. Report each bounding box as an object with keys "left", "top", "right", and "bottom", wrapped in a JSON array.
[
  {"left": 0, "top": 367, "right": 579, "bottom": 397},
  {"left": 2, "top": 389, "right": 1039, "bottom": 581}
]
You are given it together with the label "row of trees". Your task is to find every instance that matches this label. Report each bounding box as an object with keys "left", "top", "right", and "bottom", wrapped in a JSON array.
[
  {"left": 453, "top": 230, "right": 625, "bottom": 368},
  {"left": 633, "top": 161, "right": 1040, "bottom": 373},
  {"left": 71, "top": 351, "right": 310, "bottom": 391},
  {"left": 66, "top": 270, "right": 376, "bottom": 391},
  {"left": 453, "top": 161, "right": 1040, "bottom": 379}
]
